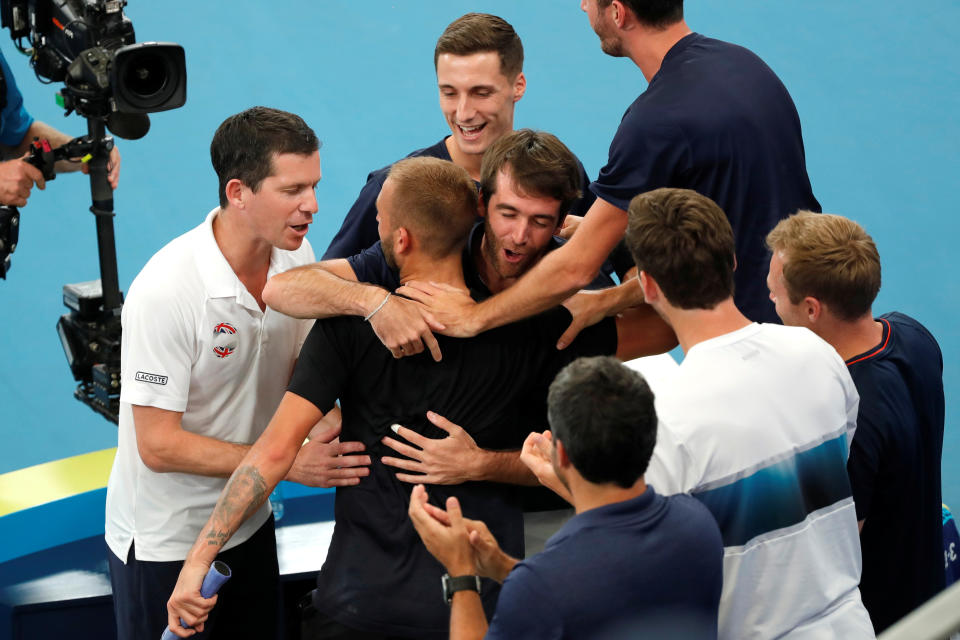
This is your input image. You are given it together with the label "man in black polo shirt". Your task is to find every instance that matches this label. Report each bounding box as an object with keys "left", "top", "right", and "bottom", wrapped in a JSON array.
[
  {"left": 766, "top": 211, "right": 945, "bottom": 633},
  {"left": 263, "top": 129, "right": 675, "bottom": 486},
  {"left": 167, "top": 157, "right": 618, "bottom": 639}
]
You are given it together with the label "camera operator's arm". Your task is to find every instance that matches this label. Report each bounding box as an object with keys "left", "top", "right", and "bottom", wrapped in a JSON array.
[
  {"left": 0, "top": 154, "right": 44, "bottom": 206},
  {"left": 12, "top": 120, "right": 122, "bottom": 188},
  {"left": 263, "top": 256, "right": 443, "bottom": 361}
]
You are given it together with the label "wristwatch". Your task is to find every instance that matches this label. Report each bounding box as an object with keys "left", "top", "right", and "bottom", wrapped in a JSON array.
[{"left": 441, "top": 573, "right": 482, "bottom": 604}]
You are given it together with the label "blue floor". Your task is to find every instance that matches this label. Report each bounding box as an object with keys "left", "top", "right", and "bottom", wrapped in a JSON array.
[{"left": 1, "top": 0, "right": 958, "bottom": 533}]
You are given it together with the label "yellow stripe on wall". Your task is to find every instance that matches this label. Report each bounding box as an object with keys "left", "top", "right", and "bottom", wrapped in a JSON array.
[{"left": 0, "top": 448, "right": 116, "bottom": 517}]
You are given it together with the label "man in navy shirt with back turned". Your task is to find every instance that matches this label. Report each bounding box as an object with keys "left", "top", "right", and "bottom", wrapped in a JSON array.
[
  {"left": 323, "top": 13, "right": 596, "bottom": 259},
  {"left": 404, "top": 0, "right": 820, "bottom": 338},
  {"left": 409, "top": 355, "right": 723, "bottom": 640},
  {"left": 767, "top": 211, "right": 945, "bottom": 633}
]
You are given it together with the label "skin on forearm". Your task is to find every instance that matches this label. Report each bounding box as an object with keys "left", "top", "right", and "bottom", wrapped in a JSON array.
[
  {"left": 17, "top": 121, "right": 83, "bottom": 173},
  {"left": 471, "top": 198, "right": 628, "bottom": 334},
  {"left": 262, "top": 259, "right": 385, "bottom": 319},
  {"left": 133, "top": 405, "right": 252, "bottom": 477},
  {"left": 615, "top": 304, "right": 679, "bottom": 361},
  {"left": 474, "top": 449, "right": 539, "bottom": 485},
  {"left": 449, "top": 591, "right": 488, "bottom": 640},
  {"left": 184, "top": 393, "right": 322, "bottom": 565}
]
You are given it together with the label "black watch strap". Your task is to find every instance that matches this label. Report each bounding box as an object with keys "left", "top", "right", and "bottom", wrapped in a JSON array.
[{"left": 442, "top": 573, "right": 482, "bottom": 604}]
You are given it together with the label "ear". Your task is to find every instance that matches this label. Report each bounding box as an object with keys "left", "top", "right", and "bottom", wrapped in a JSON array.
[
  {"left": 224, "top": 178, "right": 246, "bottom": 210},
  {"left": 803, "top": 296, "right": 823, "bottom": 324},
  {"left": 478, "top": 193, "right": 488, "bottom": 219},
  {"left": 554, "top": 438, "right": 571, "bottom": 469},
  {"left": 610, "top": 0, "right": 628, "bottom": 28},
  {"left": 394, "top": 226, "right": 412, "bottom": 256},
  {"left": 639, "top": 270, "right": 660, "bottom": 304},
  {"left": 732, "top": 253, "right": 738, "bottom": 273},
  {"left": 512, "top": 71, "right": 526, "bottom": 103}
]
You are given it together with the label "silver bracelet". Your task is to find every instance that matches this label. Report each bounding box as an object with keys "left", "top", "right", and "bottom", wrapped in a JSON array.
[{"left": 364, "top": 292, "right": 392, "bottom": 322}]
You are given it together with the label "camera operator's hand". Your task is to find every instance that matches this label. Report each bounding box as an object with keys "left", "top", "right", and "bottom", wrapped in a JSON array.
[
  {"left": 79, "top": 145, "right": 121, "bottom": 189},
  {"left": 0, "top": 156, "right": 45, "bottom": 207}
]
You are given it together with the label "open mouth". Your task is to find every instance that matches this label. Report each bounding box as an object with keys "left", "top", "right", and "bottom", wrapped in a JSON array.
[
  {"left": 503, "top": 248, "right": 524, "bottom": 263},
  {"left": 290, "top": 223, "right": 309, "bottom": 234},
  {"left": 457, "top": 122, "right": 486, "bottom": 140}
]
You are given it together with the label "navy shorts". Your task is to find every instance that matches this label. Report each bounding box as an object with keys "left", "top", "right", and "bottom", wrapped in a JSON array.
[{"left": 108, "top": 516, "right": 280, "bottom": 640}]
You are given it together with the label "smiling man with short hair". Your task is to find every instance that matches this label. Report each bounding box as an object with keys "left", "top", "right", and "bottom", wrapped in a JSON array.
[{"left": 322, "top": 13, "right": 596, "bottom": 260}]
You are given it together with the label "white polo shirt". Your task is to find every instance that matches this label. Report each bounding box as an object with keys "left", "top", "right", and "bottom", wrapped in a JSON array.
[
  {"left": 105, "top": 208, "right": 314, "bottom": 563},
  {"left": 646, "top": 323, "right": 874, "bottom": 639}
]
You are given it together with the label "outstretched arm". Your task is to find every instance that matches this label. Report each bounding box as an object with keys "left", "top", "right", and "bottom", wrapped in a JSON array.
[
  {"left": 165, "top": 393, "right": 367, "bottom": 637},
  {"left": 11, "top": 121, "right": 122, "bottom": 187},
  {"left": 263, "top": 258, "right": 444, "bottom": 361},
  {"left": 398, "top": 198, "right": 627, "bottom": 337}
]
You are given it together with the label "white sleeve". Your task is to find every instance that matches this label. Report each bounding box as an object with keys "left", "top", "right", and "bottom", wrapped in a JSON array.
[
  {"left": 644, "top": 420, "right": 699, "bottom": 496},
  {"left": 119, "top": 280, "right": 196, "bottom": 412}
]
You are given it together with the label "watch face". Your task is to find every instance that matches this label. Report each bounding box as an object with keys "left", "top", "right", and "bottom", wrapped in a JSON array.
[{"left": 441, "top": 573, "right": 481, "bottom": 604}]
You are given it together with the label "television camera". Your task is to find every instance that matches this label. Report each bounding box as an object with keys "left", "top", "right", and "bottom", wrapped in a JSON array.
[{"left": 0, "top": 0, "right": 186, "bottom": 422}]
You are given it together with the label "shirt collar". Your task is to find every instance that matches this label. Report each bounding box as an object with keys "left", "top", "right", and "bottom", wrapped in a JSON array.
[
  {"left": 192, "top": 207, "right": 262, "bottom": 312},
  {"left": 545, "top": 486, "right": 660, "bottom": 549}
]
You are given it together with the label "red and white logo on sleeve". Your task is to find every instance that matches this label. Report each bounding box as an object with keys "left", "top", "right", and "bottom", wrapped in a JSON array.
[{"left": 212, "top": 322, "right": 238, "bottom": 358}]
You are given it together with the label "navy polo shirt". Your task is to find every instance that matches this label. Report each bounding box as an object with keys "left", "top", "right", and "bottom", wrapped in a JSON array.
[
  {"left": 591, "top": 33, "right": 820, "bottom": 323},
  {"left": 486, "top": 488, "right": 723, "bottom": 639},
  {"left": 846, "top": 311, "right": 945, "bottom": 632}
]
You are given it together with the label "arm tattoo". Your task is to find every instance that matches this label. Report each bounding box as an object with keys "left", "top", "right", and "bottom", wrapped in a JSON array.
[{"left": 205, "top": 465, "right": 269, "bottom": 550}]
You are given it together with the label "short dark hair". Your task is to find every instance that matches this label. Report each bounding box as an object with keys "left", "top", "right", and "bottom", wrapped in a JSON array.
[
  {"left": 597, "top": 0, "right": 684, "bottom": 29},
  {"left": 766, "top": 211, "right": 881, "bottom": 321},
  {"left": 210, "top": 106, "right": 319, "bottom": 208},
  {"left": 480, "top": 129, "right": 582, "bottom": 223},
  {"left": 548, "top": 356, "right": 657, "bottom": 489},
  {"left": 434, "top": 13, "right": 524, "bottom": 79},
  {"left": 625, "top": 188, "right": 735, "bottom": 310},
  {"left": 386, "top": 157, "right": 478, "bottom": 259}
]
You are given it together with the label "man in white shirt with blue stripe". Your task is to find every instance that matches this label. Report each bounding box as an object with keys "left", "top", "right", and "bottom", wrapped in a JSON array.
[{"left": 623, "top": 188, "right": 874, "bottom": 639}]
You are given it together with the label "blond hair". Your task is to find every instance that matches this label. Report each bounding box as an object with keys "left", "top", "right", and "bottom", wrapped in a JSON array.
[{"left": 766, "top": 211, "right": 881, "bottom": 320}]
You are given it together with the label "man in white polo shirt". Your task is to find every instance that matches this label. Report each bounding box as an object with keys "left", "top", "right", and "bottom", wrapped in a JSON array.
[{"left": 104, "top": 107, "right": 370, "bottom": 640}]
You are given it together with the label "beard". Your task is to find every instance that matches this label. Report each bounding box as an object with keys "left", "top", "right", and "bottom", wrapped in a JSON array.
[
  {"left": 482, "top": 219, "right": 542, "bottom": 281},
  {"left": 382, "top": 234, "right": 398, "bottom": 269}
]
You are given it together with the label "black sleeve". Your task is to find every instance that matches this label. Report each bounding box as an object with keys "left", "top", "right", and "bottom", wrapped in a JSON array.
[
  {"left": 345, "top": 241, "right": 401, "bottom": 290},
  {"left": 537, "top": 307, "right": 618, "bottom": 360},
  {"left": 569, "top": 156, "right": 597, "bottom": 218},
  {"left": 322, "top": 168, "right": 389, "bottom": 259},
  {"left": 288, "top": 318, "right": 352, "bottom": 413}
]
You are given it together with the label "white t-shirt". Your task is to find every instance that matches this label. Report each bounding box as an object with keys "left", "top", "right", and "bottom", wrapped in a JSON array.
[
  {"left": 105, "top": 208, "right": 315, "bottom": 562},
  {"left": 646, "top": 323, "right": 875, "bottom": 639}
]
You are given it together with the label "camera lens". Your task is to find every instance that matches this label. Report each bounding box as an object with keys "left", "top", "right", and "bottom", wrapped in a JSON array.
[
  {"left": 111, "top": 43, "right": 187, "bottom": 114},
  {"left": 122, "top": 51, "right": 169, "bottom": 99}
]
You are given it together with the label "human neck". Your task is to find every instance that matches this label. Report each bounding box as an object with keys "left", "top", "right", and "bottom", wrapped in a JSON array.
[
  {"left": 444, "top": 136, "right": 488, "bottom": 182},
  {"left": 626, "top": 20, "right": 693, "bottom": 82},
  {"left": 814, "top": 313, "right": 884, "bottom": 362},
  {"left": 661, "top": 297, "right": 752, "bottom": 354},
  {"left": 569, "top": 473, "right": 648, "bottom": 515},
  {"left": 398, "top": 252, "right": 467, "bottom": 290},
  {"left": 212, "top": 207, "right": 273, "bottom": 283}
]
